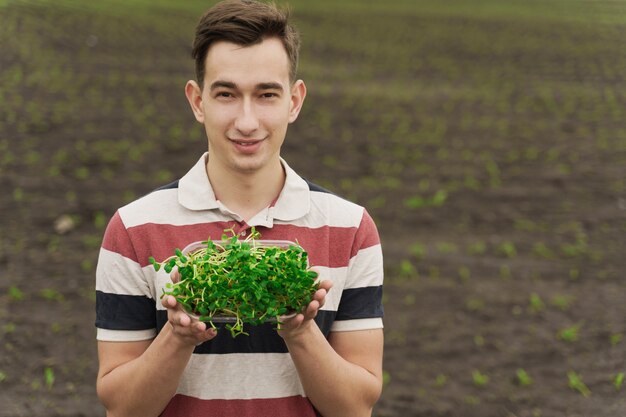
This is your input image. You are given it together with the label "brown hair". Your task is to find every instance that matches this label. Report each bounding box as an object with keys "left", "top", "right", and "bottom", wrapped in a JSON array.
[{"left": 192, "top": 0, "right": 301, "bottom": 87}]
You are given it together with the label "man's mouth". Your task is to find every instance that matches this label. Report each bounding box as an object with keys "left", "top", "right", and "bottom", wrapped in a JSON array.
[
  {"left": 232, "top": 140, "right": 259, "bottom": 146},
  {"left": 230, "top": 137, "right": 264, "bottom": 144},
  {"left": 229, "top": 138, "right": 265, "bottom": 152}
]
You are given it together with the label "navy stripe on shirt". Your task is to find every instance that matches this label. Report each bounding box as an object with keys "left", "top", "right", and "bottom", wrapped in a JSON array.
[
  {"left": 335, "top": 286, "right": 384, "bottom": 321},
  {"left": 95, "top": 291, "right": 156, "bottom": 330},
  {"left": 154, "top": 310, "right": 338, "bottom": 354}
]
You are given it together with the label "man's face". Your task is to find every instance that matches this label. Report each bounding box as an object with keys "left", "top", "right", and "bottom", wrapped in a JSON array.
[{"left": 187, "top": 37, "right": 305, "bottom": 175}]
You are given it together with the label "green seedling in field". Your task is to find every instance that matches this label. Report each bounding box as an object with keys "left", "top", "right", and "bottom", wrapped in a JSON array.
[
  {"left": 558, "top": 323, "right": 583, "bottom": 343},
  {"left": 39, "top": 288, "right": 64, "bottom": 302},
  {"left": 150, "top": 228, "right": 318, "bottom": 337},
  {"left": 3, "top": 323, "right": 16, "bottom": 334},
  {"left": 467, "top": 241, "right": 487, "bottom": 256},
  {"left": 399, "top": 259, "right": 417, "bottom": 278},
  {"left": 514, "top": 218, "right": 537, "bottom": 232},
  {"left": 8, "top": 286, "right": 24, "bottom": 301},
  {"left": 0, "top": 371, "right": 6, "bottom": 383},
  {"left": 403, "top": 190, "right": 448, "bottom": 209},
  {"left": 472, "top": 370, "right": 489, "bottom": 387},
  {"left": 529, "top": 293, "right": 545, "bottom": 313},
  {"left": 436, "top": 242, "right": 457, "bottom": 254},
  {"left": 431, "top": 189, "right": 448, "bottom": 206},
  {"left": 610, "top": 333, "right": 623, "bottom": 346},
  {"left": 550, "top": 294, "right": 574, "bottom": 311},
  {"left": 516, "top": 368, "right": 533, "bottom": 387},
  {"left": 498, "top": 242, "right": 517, "bottom": 258},
  {"left": 458, "top": 266, "right": 471, "bottom": 282},
  {"left": 428, "top": 266, "right": 440, "bottom": 280},
  {"left": 466, "top": 298, "right": 485, "bottom": 312},
  {"left": 567, "top": 371, "right": 591, "bottom": 397},
  {"left": 532, "top": 242, "right": 555, "bottom": 259},
  {"left": 613, "top": 372, "right": 624, "bottom": 391},
  {"left": 463, "top": 174, "right": 480, "bottom": 190},
  {"left": 409, "top": 242, "right": 426, "bottom": 259},
  {"left": 435, "top": 373, "right": 447, "bottom": 387},
  {"left": 44, "top": 367, "right": 54, "bottom": 390},
  {"left": 94, "top": 211, "right": 107, "bottom": 229},
  {"left": 500, "top": 265, "right": 512, "bottom": 280}
]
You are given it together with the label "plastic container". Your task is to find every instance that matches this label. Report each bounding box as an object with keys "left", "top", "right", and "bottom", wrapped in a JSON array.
[{"left": 179, "top": 239, "right": 305, "bottom": 324}]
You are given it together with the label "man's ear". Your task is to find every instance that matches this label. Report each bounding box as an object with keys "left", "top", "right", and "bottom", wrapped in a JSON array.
[
  {"left": 185, "top": 80, "right": 204, "bottom": 123},
  {"left": 288, "top": 80, "right": 307, "bottom": 123}
]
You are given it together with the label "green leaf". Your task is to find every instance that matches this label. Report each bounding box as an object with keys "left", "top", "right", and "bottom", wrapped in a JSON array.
[
  {"left": 8, "top": 286, "right": 24, "bottom": 301},
  {"left": 44, "top": 367, "right": 55, "bottom": 390}
]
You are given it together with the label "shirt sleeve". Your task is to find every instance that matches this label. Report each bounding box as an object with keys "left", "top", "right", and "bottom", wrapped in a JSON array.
[
  {"left": 95, "top": 211, "right": 157, "bottom": 341},
  {"left": 331, "top": 209, "right": 384, "bottom": 331}
]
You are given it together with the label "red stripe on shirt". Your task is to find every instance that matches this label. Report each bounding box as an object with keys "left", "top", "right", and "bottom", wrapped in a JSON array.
[
  {"left": 101, "top": 211, "right": 139, "bottom": 263},
  {"left": 160, "top": 394, "right": 318, "bottom": 417},
  {"left": 109, "top": 221, "right": 380, "bottom": 269},
  {"left": 350, "top": 210, "right": 380, "bottom": 259}
]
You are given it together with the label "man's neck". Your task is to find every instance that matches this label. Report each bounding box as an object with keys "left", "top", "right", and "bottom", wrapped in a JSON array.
[{"left": 206, "top": 158, "right": 285, "bottom": 222}]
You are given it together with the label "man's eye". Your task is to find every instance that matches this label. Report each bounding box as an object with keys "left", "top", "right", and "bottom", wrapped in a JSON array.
[
  {"left": 261, "top": 92, "right": 278, "bottom": 99},
  {"left": 216, "top": 92, "right": 233, "bottom": 98}
]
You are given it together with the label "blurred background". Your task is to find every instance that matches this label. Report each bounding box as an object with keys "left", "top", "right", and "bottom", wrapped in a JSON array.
[{"left": 1, "top": 0, "right": 625, "bottom": 416}]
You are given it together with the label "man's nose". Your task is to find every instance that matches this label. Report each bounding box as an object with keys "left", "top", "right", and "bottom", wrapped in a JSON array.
[{"left": 234, "top": 99, "right": 260, "bottom": 136}]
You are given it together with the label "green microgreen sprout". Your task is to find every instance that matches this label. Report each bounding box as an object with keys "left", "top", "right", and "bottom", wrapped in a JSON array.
[
  {"left": 472, "top": 369, "right": 490, "bottom": 387},
  {"left": 529, "top": 293, "right": 545, "bottom": 313},
  {"left": 610, "top": 333, "right": 623, "bottom": 346},
  {"left": 149, "top": 227, "right": 319, "bottom": 338},
  {"left": 567, "top": 370, "right": 591, "bottom": 397},
  {"left": 516, "top": 368, "right": 533, "bottom": 387},
  {"left": 434, "top": 373, "right": 447, "bottom": 388},
  {"left": 44, "top": 367, "right": 55, "bottom": 390},
  {"left": 613, "top": 372, "right": 624, "bottom": 391},
  {"left": 558, "top": 322, "right": 583, "bottom": 343}
]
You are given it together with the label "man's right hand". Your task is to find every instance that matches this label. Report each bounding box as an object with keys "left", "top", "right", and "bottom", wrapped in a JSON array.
[{"left": 162, "top": 270, "right": 218, "bottom": 346}]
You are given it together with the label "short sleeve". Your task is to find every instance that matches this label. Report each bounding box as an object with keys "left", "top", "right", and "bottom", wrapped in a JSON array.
[
  {"left": 331, "top": 209, "right": 384, "bottom": 331},
  {"left": 95, "top": 211, "right": 157, "bottom": 341}
]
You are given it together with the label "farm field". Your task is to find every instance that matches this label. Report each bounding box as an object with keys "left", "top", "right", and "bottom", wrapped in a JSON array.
[{"left": 1, "top": 0, "right": 625, "bottom": 416}]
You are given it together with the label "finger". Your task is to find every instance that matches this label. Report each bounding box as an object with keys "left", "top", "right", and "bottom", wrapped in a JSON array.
[
  {"left": 201, "top": 327, "right": 218, "bottom": 340},
  {"left": 171, "top": 269, "right": 181, "bottom": 284},
  {"left": 305, "top": 299, "right": 320, "bottom": 319},
  {"left": 162, "top": 295, "right": 177, "bottom": 309},
  {"left": 318, "top": 279, "right": 333, "bottom": 292},
  {"left": 312, "top": 288, "right": 328, "bottom": 307},
  {"left": 179, "top": 313, "right": 191, "bottom": 327}
]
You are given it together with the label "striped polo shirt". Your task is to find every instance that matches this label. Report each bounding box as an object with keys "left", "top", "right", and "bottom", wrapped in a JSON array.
[{"left": 95, "top": 153, "right": 384, "bottom": 416}]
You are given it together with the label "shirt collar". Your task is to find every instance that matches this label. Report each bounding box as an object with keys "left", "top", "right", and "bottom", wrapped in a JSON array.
[{"left": 178, "top": 153, "right": 311, "bottom": 223}]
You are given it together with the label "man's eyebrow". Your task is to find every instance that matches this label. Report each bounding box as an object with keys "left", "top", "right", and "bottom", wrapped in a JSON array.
[
  {"left": 256, "top": 82, "right": 284, "bottom": 91},
  {"left": 209, "top": 80, "right": 285, "bottom": 92},
  {"left": 209, "top": 80, "right": 237, "bottom": 90}
]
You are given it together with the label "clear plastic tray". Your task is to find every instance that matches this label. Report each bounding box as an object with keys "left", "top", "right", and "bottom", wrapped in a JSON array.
[
  {"left": 179, "top": 239, "right": 304, "bottom": 324},
  {"left": 182, "top": 239, "right": 300, "bottom": 255}
]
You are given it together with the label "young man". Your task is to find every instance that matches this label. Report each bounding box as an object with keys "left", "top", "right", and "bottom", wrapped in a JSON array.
[{"left": 95, "top": 1, "right": 384, "bottom": 416}]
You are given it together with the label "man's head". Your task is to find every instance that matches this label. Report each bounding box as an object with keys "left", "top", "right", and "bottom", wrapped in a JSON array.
[{"left": 192, "top": 0, "right": 301, "bottom": 88}]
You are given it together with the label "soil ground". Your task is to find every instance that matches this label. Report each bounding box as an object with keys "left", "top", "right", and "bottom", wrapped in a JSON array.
[{"left": 1, "top": 1, "right": 625, "bottom": 416}]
